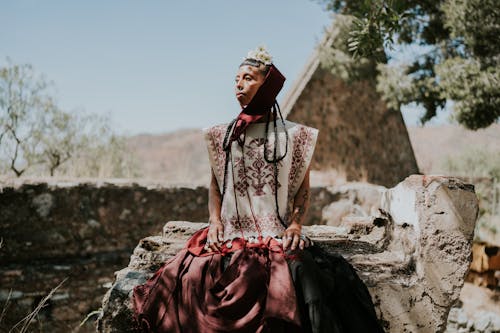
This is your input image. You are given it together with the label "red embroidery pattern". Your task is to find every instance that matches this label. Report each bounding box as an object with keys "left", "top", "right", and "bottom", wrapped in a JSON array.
[
  {"left": 223, "top": 212, "right": 285, "bottom": 239},
  {"left": 207, "top": 124, "right": 228, "bottom": 182},
  {"left": 287, "top": 126, "right": 315, "bottom": 202},
  {"left": 233, "top": 156, "right": 249, "bottom": 197},
  {"left": 244, "top": 138, "right": 282, "bottom": 197}
]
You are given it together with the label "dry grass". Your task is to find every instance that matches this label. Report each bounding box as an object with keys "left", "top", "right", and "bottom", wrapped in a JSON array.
[
  {"left": 79, "top": 309, "right": 102, "bottom": 328},
  {"left": 7, "top": 278, "right": 67, "bottom": 333},
  {"left": 0, "top": 290, "right": 12, "bottom": 328}
]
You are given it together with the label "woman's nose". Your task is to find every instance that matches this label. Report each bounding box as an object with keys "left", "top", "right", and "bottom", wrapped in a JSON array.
[{"left": 236, "top": 78, "right": 243, "bottom": 90}]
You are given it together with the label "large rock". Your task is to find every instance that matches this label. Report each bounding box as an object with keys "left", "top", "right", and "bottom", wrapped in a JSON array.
[
  {"left": 320, "top": 182, "right": 387, "bottom": 226},
  {"left": 97, "top": 175, "right": 479, "bottom": 333},
  {"left": 375, "top": 175, "right": 479, "bottom": 332}
]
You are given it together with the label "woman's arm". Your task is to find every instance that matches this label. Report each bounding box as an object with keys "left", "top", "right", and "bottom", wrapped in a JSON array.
[
  {"left": 206, "top": 169, "right": 224, "bottom": 251},
  {"left": 282, "top": 166, "right": 311, "bottom": 251}
]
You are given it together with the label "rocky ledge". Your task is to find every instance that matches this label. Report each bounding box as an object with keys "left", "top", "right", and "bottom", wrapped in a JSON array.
[{"left": 97, "top": 175, "right": 479, "bottom": 333}]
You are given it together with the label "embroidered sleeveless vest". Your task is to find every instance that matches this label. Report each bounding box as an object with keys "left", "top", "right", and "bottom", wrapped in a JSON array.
[{"left": 202, "top": 120, "right": 318, "bottom": 242}]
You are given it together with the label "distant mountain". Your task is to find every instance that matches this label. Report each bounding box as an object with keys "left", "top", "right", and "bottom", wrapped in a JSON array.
[
  {"left": 126, "top": 128, "right": 210, "bottom": 186},
  {"left": 126, "top": 124, "right": 500, "bottom": 185}
]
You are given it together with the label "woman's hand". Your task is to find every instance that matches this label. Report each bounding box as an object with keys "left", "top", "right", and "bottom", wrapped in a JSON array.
[
  {"left": 283, "top": 167, "right": 312, "bottom": 251},
  {"left": 282, "top": 222, "right": 311, "bottom": 251},
  {"left": 207, "top": 170, "right": 224, "bottom": 252},
  {"left": 206, "top": 219, "right": 224, "bottom": 252}
]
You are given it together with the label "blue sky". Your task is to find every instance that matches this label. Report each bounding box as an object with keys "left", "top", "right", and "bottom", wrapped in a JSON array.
[{"left": 1, "top": 0, "right": 446, "bottom": 135}]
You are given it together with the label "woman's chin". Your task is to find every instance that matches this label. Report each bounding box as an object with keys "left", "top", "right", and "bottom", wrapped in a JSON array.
[{"left": 236, "top": 98, "right": 248, "bottom": 108}]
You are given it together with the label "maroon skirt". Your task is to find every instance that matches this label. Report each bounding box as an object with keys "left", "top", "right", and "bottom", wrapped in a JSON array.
[{"left": 132, "top": 228, "right": 385, "bottom": 333}]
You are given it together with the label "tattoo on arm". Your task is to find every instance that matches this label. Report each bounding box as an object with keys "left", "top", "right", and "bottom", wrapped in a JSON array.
[
  {"left": 301, "top": 189, "right": 309, "bottom": 203},
  {"left": 292, "top": 205, "right": 305, "bottom": 221},
  {"left": 291, "top": 187, "right": 310, "bottom": 224}
]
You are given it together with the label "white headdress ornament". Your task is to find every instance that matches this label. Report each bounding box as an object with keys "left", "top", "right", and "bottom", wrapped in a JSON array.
[{"left": 244, "top": 45, "right": 273, "bottom": 65}]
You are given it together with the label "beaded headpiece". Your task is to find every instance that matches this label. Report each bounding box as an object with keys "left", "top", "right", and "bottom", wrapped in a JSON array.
[{"left": 244, "top": 45, "right": 273, "bottom": 65}]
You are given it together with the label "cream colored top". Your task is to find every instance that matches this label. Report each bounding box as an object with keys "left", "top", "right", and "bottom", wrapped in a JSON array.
[{"left": 202, "top": 120, "right": 318, "bottom": 242}]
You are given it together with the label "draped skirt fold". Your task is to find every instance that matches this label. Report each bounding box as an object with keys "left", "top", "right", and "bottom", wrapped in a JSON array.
[{"left": 132, "top": 228, "right": 385, "bottom": 333}]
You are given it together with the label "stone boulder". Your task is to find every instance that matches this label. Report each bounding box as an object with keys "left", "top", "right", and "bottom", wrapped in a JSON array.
[
  {"left": 320, "top": 182, "right": 386, "bottom": 226},
  {"left": 97, "top": 175, "right": 479, "bottom": 333}
]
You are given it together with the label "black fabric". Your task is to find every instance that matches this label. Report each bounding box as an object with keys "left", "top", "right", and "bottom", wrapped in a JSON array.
[{"left": 286, "top": 246, "right": 386, "bottom": 333}]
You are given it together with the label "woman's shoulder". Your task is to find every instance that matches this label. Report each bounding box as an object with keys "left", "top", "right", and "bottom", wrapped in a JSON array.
[
  {"left": 202, "top": 122, "right": 231, "bottom": 137},
  {"left": 283, "top": 120, "right": 319, "bottom": 134}
]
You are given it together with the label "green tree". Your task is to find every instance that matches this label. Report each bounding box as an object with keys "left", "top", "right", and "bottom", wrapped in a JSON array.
[
  {"left": 37, "top": 107, "right": 85, "bottom": 176},
  {"left": 57, "top": 113, "right": 140, "bottom": 178},
  {"left": 316, "top": 0, "right": 500, "bottom": 130},
  {"left": 0, "top": 60, "right": 139, "bottom": 178},
  {"left": 0, "top": 61, "right": 52, "bottom": 176}
]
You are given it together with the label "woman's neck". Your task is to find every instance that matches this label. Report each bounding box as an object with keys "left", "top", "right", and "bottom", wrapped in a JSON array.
[{"left": 253, "top": 112, "right": 275, "bottom": 123}]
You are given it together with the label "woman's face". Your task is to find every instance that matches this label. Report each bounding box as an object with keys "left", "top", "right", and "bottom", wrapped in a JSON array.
[{"left": 235, "top": 65, "right": 266, "bottom": 107}]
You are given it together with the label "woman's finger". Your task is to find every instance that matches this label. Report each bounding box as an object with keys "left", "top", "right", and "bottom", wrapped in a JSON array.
[
  {"left": 283, "top": 230, "right": 299, "bottom": 251},
  {"left": 304, "top": 236, "right": 313, "bottom": 248},
  {"left": 217, "top": 224, "right": 224, "bottom": 242},
  {"left": 208, "top": 234, "right": 220, "bottom": 252},
  {"left": 209, "top": 242, "right": 220, "bottom": 252},
  {"left": 290, "top": 233, "right": 300, "bottom": 251},
  {"left": 206, "top": 226, "right": 221, "bottom": 252},
  {"left": 209, "top": 233, "right": 221, "bottom": 252},
  {"left": 204, "top": 238, "right": 211, "bottom": 251},
  {"left": 299, "top": 239, "right": 305, "bottom": 250},
  {"left": 282, "top": 234, "right": 291, "bottom": 250}
]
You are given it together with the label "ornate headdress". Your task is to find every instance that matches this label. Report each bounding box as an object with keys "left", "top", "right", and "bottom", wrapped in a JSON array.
[{"left": 244, "top": 45, "right": 273, "bottom": 65}]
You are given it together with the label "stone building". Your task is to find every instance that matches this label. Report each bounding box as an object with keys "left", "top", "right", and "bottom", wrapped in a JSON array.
[{"left": 282, "top": 37, "right": 419, "bottom": 187}]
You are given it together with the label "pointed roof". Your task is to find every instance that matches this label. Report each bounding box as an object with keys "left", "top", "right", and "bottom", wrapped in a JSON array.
[
  {"left": 281, "top": 27, "right": 335, "bottom": 118},
  {"left": 278, "top": 22, "right": 419, "bottom": 187}
]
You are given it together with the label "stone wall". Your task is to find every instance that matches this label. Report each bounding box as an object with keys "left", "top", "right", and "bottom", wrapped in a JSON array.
[
  {"left": 0, "top": 178, "right": 369, "bottom": 332},
  {"left": 0, "top": 179, "right": 208, "bottom": 333}
]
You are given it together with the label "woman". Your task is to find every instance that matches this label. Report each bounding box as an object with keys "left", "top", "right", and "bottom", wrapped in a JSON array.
[{"left": 133, "top": 46, "right": 385, "bottom": 333}]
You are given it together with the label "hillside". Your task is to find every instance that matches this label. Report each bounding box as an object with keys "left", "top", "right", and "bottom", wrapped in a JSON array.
[
  {"left": 126, "top": 123, "right": 500, "bottom": 185},
  {"left": 126, "top": 128, "right": 210, "bottom": 186},
  {"left": 407, "top": 123, "right": 500, "bottom": 175}
]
